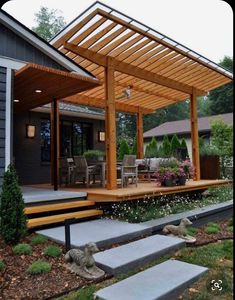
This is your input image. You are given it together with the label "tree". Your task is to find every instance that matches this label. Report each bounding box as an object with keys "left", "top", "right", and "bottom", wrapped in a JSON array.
[
  {"left": 145, "top": 137, "right": 158, "bottom": 158},
  {"left": 181, "top": 138, "right": 189, "bottom": 159},
  {"left": 118, "top": 139, "right": 130, "bottom": 160},
  {"left": 0, "top": 165, "right": 27, "bottom": 244},
  {"left": 171, "top": 134, "right": 181, "bottom": 155},
  {"left": 32, "top": 6, "right": 66, "bottom": 41},
  {"left": 162, "top": 135, "right": 172, "bottom": 157},
  {"left": 131, "top": 135, "right": 137, "bottom": 155},
  {"left": 207, "top": 56, "right": 233, "bottom": 115},
  {"left": 210, "top": 119, "right": 233, "bottom": 177}
]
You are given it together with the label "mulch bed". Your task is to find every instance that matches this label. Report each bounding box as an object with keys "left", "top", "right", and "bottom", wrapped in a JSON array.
[
  {"left": 0, "top": 219, "right": 233, "bottom": 299},
  {"left": 0, "top": 235, "right": 108, "bottom": 300},
  {"left": 193, "top": 219, "right": 233, "bottom": 246}
]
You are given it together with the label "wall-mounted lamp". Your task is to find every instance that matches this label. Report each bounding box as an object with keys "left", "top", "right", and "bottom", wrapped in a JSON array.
[
  {"left": 98, "top": 131, "right": 105, "bottom": 142},
  {"left": 26, "top": 124, "right": 36, "bottom": 138}
]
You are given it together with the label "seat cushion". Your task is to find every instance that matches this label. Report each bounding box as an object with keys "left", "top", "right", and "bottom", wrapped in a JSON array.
[{"left": 149, "top": 158, "right": 161, "bottom": 171}]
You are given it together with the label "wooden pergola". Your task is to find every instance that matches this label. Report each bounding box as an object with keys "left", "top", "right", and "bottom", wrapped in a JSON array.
[{"left": 50, "top": 2, "right": 232, "bottom": 190}]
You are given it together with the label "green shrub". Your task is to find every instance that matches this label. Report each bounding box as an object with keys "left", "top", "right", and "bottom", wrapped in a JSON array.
[
  {"left": 31, "top": 234, "right": 48, "bottom": 245},
  {"left": 118, "top": 139, "right": 130, "bottom": 160},
  {"left": 83, "top": 150, "right": 105, "bottom": 161},
  {"left": 0, "top": 260, "right": 5, "bottom": 272},
  {"left": 205, "top": 226, "right": 220, "bottom": 234},
  {"left": 0, "top": 164, "right": 27, "bottom": 244},
  {"left": 43, "top": 245, "right": 61, "bottom": 257},
  {"left": 13, "top": 243, "right": 32, "bottom": 255},
  {"left": 207, "top": 222, "right": 220, "bottom": 229},
  {"left": 227, "top": 226, "right": 233, "bottom": 232},
  {"left": 187, "top": 227, "right": 198, "bottom": 237},
  {"left": 228, "top": 217, "right": 233, "bottom": 226},
  {"left": 27, "top": 260, "right": 51, "bottom": 275}
]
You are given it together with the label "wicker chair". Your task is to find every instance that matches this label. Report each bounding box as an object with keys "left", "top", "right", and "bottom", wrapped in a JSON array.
[
  {"left": 121, "top": 155, "right": 138, "bottom": 188},
  {"left": 73, "top": 156, "right": 102, "bottom": 187}
]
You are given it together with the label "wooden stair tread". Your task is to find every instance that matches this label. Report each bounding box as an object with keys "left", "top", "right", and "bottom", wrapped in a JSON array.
[
  {"left": 25, "top": 200, "right": 95, "bottom": 214},
  {"left": 27, "top": 209, "right": 103, "bottom": 228}
]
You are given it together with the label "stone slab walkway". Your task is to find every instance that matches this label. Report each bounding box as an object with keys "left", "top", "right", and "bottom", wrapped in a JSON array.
[
  {"left": 37, "top": 219, "right": 152, "bottom": 249},
  {"left": 95, "top": 260, "right": 208, "bottom": 300},
  {"left": 94, "top": 234, "right": 185, "bottom": 275}
]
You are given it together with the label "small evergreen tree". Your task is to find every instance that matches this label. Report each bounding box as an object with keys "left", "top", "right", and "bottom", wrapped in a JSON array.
[
  {"left": 171, "top": 134, "right": 181, "bottom": 155},
  {"left": 118, "top": 139, "right": 130, "bottom": 160},
  {"left": 162, "top": 135, "right": 172, "bottom": 157},
  {"left": 181, "top": 138, "right": 189, "bottom": 158},
  {"left": 149, "top": 137, "right": 158, "bottom": 157},
  {"left": 131, "top": 136, "right": 137, "bottom": 155},
  {"left": 0, "top": 164, "right": 27, "bottom": 244}
]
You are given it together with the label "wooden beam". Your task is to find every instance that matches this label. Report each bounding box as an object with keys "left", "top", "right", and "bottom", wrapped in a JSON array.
[
  {"left": 64, "top": 94, "right": 154, "bottom": 114},
  {"left": 50, "top": 99, "right": 60, "bottom": 190},
  {"left": 105, "top": 57, "right": 117, "bottom": 189},
  {"left": 64, "top": 43, "right": 207, "bottom": 96},
  {"left": 190, "top": 89, "right": 200, "bottom": 181},
  {"left": 137, "top": 108, "right": 144, "bottom": 159}
]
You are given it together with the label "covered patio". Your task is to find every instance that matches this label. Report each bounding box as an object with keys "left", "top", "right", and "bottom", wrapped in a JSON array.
[{"left": 48, "top": 2, "right": 232, "bottom": 192}]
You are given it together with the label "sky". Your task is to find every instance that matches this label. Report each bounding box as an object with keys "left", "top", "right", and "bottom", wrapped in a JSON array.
[{"left": 2, "top": 0, "right": 233, "bottom": 63}]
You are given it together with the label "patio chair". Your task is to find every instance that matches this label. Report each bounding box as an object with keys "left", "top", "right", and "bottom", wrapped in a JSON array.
[
  {"left": 59, "top": 157, "right": 75, "bottom": 186},
  {"left": 73, "top": 156, "right": 102, "bottom": 187},
  {"left": 121, "top": 155, "right": 138, "bottom": 188}
]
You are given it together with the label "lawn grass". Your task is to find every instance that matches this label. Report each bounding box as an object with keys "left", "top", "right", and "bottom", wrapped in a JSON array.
[
  {"left": 106, "top": 184, "right": 233, "bottom": 223},
  {"left": 57, "top": 240, "right": 233, "bottom": 300}
]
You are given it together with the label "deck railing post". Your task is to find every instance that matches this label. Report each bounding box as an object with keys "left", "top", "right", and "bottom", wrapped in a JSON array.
[
  {"left": 190, "top": 89, "right": 200, "bottom": 180},
  {"left": 137, "top": 107, "right": 144, "bottom": 159}
]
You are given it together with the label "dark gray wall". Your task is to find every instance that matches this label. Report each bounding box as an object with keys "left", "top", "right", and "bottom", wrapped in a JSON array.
[
  {"left": 14, "top": 111, "right": 105, "bottom": 185},
  {"left": 0, "top": 67, "right": 6, "bottom": 187},
  {"left": 0, "top": 23, "right": 67, "bottom": 70}
]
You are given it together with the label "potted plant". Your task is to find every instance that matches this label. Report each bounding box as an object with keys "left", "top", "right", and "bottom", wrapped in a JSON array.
[
  {"left": 155, "top": 167, "right": 178, "bottom": 187},
  {"left": 176, "top": 166, "right": 187, "bottom": 185},
  {"left": 180, "top": 159, "right": 194, "bottom": 180},
  {"left": 199, "top": 144, "right": 220, "bottom": 179},
  {"left": 83, "top": 150, "right": 105, "bottom": 164}
]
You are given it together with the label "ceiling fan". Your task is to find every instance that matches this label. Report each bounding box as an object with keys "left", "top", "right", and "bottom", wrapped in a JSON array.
[{"left": 116, "top": 85, "right": 132, "bottom": 100}]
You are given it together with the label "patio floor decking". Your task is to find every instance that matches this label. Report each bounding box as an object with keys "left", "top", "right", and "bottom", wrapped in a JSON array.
[{"left": 47, "top": 179, "right": 232, "bottom": 202}]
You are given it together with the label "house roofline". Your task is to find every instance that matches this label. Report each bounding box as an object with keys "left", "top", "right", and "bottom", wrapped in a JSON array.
[{"left": 0, "top": 8, "right": 96, "bottom": 79}]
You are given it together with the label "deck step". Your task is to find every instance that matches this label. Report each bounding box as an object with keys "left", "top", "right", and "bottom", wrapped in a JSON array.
[
  {"left": 27, "top": 209, "right": 103, "bottom": 228},
  {"left": 25, "top": 200, "right": 95, "bottom": 214},
  {"left": 95, "top": 260, "right": 208, "bottom": 300},
  {"left": 94, "top": 234, "right": 185, "bottom": 275}
]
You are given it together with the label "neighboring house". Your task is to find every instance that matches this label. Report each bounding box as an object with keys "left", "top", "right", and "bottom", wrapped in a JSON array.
[
  {"left": 143, "top": 113, "right": 233, "bottom": 160},
  {"left": 0, "top": 9, "right": 103, "bottom": 186}
]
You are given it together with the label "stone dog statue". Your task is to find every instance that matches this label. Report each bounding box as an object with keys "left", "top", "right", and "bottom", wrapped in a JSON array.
[
  {"left": 64, "top": 242, "right": 105, "bottom": 279},
  {"left": 162, "top": 218, "right": 192, "bottom": 237}
]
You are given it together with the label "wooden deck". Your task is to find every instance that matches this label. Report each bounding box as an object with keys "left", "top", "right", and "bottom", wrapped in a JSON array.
[{"left": 62, "top": 179, "right": 232, "bottom": 202}]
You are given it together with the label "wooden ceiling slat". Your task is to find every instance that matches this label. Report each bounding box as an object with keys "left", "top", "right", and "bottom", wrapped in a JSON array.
[
  {"left": 99, "top": 31, "right": 136, "bottom": 55},
  {"left": 69, "top": 17, "right": 107, "bottom": 45},
  {"left": 90, "top": 26, "right": 127, "bottom": 52},
  {"left": 122, "top": 42, "right": 157, "bottom": 64},
  {"left": 108, "top": 34, "right": 144, "bottom": 57},
  {"left": 118, "top": 38, "right": 151, "bottom": 61},
  {"left": 132, "top": 45, "right": 166, "bottom": 67},
  {"left": 78, "top": 22, "right": 117, "bottom": 49},
  {"left": 53, "top": 9, "right": 100, "bottom": 48},
  {"left": 160, "top": 60, "right": 196, "bottom": 77},
  {"left": 144, "top": 52, "right": 179, "bottom": 72}
]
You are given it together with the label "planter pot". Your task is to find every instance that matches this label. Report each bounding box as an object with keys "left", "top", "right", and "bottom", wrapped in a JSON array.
[
  {"left": 162, "top": 178, "right": 176, "bottom": 187},
  {"left": 177, "top": 175, "right": 187, "bottom": 186},
  {"left": 200, "top": 155, "right": 220, "bottom": 179}
]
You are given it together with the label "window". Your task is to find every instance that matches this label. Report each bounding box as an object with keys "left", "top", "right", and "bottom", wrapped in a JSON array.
[
  {"left": 40, "top": 119, "right": 93, "bottom": 162},
  {"left": 40, "top": 119, "right": 51, "bottom": 162}
]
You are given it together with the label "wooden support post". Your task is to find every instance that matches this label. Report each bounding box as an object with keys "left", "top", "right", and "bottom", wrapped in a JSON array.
[
  {"left": 105, "top": 57, "right": 117, "bottom": 190},
  {"left": 50, "top": 99, "right": 60, "bottom": 190},
  {"left": 137, "top": 108, "right": 144, "bottom": 159},
  {"left": 190, "top": 89, "right": 200, "bottom": 181}
]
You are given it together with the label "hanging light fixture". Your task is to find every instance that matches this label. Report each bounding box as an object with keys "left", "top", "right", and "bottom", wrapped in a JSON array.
[{"left": 98, "top": 131, "right": 105, "bottom": 142}]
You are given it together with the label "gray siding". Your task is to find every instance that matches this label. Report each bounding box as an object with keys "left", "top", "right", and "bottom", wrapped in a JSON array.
[
  {"left": 14, "top": 112, "right": 105, "bottom": 185},
  {"left": 0, "top": 67, "right": 6, "bottom": 187},
  {"left": 0, "top": 23, "right": 67, "bottom": 70}
]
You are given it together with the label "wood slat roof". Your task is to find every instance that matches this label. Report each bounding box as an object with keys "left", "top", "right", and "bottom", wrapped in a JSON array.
[
  {"left": 51, "top": 1, "right": 233, "bottom": 114},
  {"left": 14, "top": 63, "right": 100, "bottom": 113}
]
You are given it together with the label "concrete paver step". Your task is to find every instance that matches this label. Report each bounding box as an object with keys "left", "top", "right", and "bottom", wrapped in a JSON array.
[
  {"left": 94, "top": 234, "right": 185, "bottom": 275},
  {"left": 95, "top": 259, "right": 208, "bottom": 300}
]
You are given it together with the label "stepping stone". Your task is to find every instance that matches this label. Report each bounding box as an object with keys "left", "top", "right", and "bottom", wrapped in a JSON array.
[
  {"left": 95, "top": 259, "right": 208, "bottom": 300},
  {"left": 94, "top": 234, "right": 185, "bottom": 275}
]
